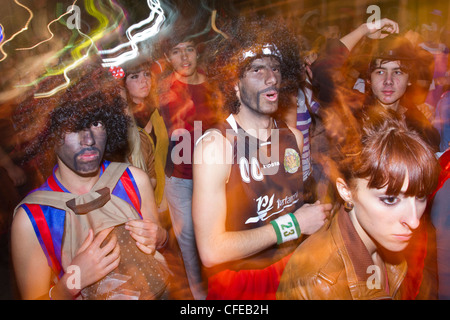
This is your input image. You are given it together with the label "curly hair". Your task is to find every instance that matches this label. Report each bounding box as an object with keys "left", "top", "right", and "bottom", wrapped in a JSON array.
[
  {"left": 205, "top": 16, "right": 304, "bottom": 114},
  {"left": 14, "top": 62, "right": 130, "bottom": 172},
  {"left": 47, "top": 92, "right": 129, "bottom": 156}
]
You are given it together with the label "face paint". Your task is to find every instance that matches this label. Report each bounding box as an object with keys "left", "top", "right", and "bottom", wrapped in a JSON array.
[
  {"left": 237, "top": 56, "right": 281, "bottom": 115},
  {"left": 56, "top": 122, "right": 107, "bottom": 176}
]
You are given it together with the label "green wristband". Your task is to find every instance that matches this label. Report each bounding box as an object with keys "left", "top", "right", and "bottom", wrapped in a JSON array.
[
  {"left": 270, "top": 213, "right": 301, "bottom": 245},
  {"left": 270, "top": 219, "right": 283, "bottom": 245}
]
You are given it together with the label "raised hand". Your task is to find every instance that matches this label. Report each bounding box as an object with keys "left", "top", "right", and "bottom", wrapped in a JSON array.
[{"left": 365, "top": 18, "right": 399, "bottom": 39}]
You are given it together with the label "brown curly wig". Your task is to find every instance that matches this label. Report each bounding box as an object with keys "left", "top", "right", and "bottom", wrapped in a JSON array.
[{"left": 205, "top": 16, "right": 305, "bottom": 115}]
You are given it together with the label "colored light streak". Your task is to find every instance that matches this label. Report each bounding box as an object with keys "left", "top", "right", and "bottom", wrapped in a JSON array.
[
  {"left": 99, "top": 0, "right": 165, "bottom": 68},
  {"left": 70, "top": 0, "right": 110, "bottom": 61},
  {"left": 4, "top": 0, "right": 162, "bottom": 98},
  {"left": 15, "top": 3, "right": 77, "bottom": 51},
  {"left": 33, "top": 28, "right": 95, "bottom": 99},
  {"left": 31, "top": 0, "right": 125, "bottom": 98},
  {"left": 211, "top": 10, "right": 229, "bottom": 39},
  {"left": 30, "top": 0, "right": 125, "bottom": 81},
  {"left": 0, "top": 0, "right": 33, "bottom": 62}
]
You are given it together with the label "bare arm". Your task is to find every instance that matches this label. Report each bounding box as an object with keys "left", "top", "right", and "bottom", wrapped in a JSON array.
[
  {"left": 340, "top": 18, "right": 399, "bottom": 52},
  {"left": 11, "top": 208, "right": 54, "bottom": 299},
  {"left": 287, "top": 126, "right": 332, "bottom": 232},
  {"left": 11, "top": 208, "right": 120, "bottom": 300}
]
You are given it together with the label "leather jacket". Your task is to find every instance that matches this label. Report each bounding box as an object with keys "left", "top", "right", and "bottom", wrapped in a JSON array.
[{"left": 277, "top": 207, "right": 408, "bottom": 300}]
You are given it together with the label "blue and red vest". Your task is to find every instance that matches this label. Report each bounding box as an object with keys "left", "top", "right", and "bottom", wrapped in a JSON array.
[{"left": 20, "top": 161, "right": 142, "bottom": 279}]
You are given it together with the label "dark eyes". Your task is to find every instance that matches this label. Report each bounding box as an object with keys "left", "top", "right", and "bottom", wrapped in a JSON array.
[
  {"left": 171, "top": 47, "right": 195, "bottom": 55},
  {"left": 416, "top": 195, "right": 428, "bottom": 202},
  {"left": 374, "top": 70, "right": 404, "bottom": 75},
  {"left": 380, "top": 196, "right": 399, "bottom": 206},
  {"left": 129, "top": 72, "right": 151, "bottom": 80},
  {"left": 251, "top": 67, "right": 280, "bottom": 73},
  {"left": 91, "top": 121, "right": 104, "bottom": 128},
  {"left": 379, "top": 195, "right": 428, "bottom": 206}
]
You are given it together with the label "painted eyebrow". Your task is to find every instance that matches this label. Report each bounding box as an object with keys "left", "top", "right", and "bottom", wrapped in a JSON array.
[{"left": 249, "top": 61, "right": 281, "bottom": 69}]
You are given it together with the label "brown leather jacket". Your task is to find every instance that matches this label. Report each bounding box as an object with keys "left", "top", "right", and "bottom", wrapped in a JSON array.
[{"left": 277, "top": 207, "right": 408, "bottom": 300}]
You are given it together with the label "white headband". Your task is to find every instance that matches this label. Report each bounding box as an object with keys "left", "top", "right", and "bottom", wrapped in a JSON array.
[{"left": 240, "top": 43, "right": 282, "bottom": 63}]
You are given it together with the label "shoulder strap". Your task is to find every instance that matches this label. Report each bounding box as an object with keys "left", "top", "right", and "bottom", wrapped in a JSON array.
[
  {"left": 14, "top": 191, "right": 73, "bottom": 215},
  {"left": 14, "top": 162, "right": 131, "bottom": 215},
  {"left": 93, "top": 162, "right": 129, "bottom": 191}
]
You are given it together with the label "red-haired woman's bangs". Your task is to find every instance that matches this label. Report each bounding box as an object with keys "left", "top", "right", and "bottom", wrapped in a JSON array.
[{"left": 360, "top": 127, "right": 440, "bottom": 197}]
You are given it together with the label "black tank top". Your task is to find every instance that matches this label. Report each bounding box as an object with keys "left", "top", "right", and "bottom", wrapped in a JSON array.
[{"left": 204, "top": 114, "right": 304, "bottom": 273}]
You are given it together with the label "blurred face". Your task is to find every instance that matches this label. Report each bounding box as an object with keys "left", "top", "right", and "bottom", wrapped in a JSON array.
[
  {"left": 420, "top": 23, "right": 440, "bottom": 43},
  {"left": 338, "top": 177, "right": 427, "bottom": 253},
  {"left": 55, "top": 122, "right": 107, "bottom": 176},
  {"left": 125, "top": 70, "right": 151, "bottom": 104},
  {"left": 236, "top": 56, "right": 281, "bottom": 115},
  {"left": 166, "top": 41, "right": 198, "bottom": 79},
  {"left": 369, "top": 60, "right": 410, "bottom": 109}
]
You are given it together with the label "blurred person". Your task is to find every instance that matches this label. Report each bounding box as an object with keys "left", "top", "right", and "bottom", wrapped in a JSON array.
[
  {"left": 11, "top": 68, "right": 170, "bottom": 300},
  {"left": 418, "top": 10, "right": 449, "bottom": 113},
  {"left": 0, "top": 147, "right": 25, "bottom": 233},
  {"left": 283, "top": 34, "right": 331, "bottom": 203},
  {"left": 0, "top": 117, "right": 26, "bottom": 233},
  {"left": 434, "top": 88, "right": 450, "bottom": 154},
  {"left": 277, "top": 113, "right": 440, "bottom": 300},
  {"left": 122, "top": 58, "right": 194, "bottom": 299},
  {"left": 193, "top": 17, "right": 331, "bottom": 300},
  {"left": 322, "top": 24, "right": 340, "bottom": 40},
  {"left": 311, "top": 18, "right": 440, "bottom": 153},
  {"left": 299, "top": 9, "right": 323, "bottom": 47},
  {"left": 430, "top": 149, "right": 450, "bottom": 299},
  {"left": 122, "top": 59, "right": 169, "bottom": 214},
  {"left": 157, "top": 25, "right": 220, "bottom": 300}
]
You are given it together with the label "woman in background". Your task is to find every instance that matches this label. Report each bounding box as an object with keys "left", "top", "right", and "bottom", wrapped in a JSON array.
[{"left": 123, "top": 60, "right": 169, "bottom": 212}]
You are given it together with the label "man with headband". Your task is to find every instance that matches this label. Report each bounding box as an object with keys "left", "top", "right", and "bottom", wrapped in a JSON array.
[{"left": 192, "top": 17, "right": 332, "bottom": 300}]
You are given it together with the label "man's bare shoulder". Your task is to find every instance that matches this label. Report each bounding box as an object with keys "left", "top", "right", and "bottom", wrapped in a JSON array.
[
  {"left": 127, "top": 165, "right": 153, "bottom": 190},
  {"left": 194, "top": 128, "right": 233, "bottom": 167}
]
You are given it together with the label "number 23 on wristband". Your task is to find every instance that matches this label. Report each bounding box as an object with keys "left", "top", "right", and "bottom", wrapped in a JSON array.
[{"left": 270, "top": 213, "right": 301, "bottom": 245}]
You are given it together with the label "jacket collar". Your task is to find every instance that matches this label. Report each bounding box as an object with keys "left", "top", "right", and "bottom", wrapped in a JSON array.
[{"left": 328, "top": 207, "right": 408, "bottom": 299}]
